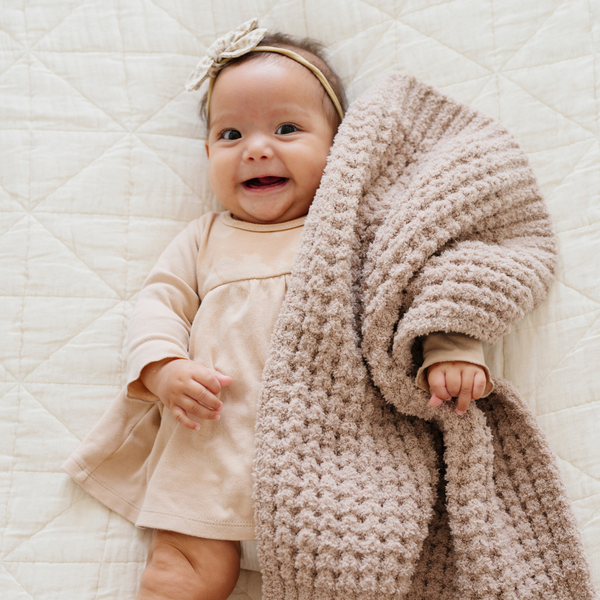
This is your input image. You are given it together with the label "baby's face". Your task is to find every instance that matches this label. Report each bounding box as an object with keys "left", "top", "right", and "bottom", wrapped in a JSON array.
[{"left": 205, "top": 56, "right": 337, "bottom": 224}]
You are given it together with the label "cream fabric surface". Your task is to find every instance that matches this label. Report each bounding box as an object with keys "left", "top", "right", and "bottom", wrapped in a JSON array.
[{"left": 1, "top": 1, "right": 598, "bottom": 599}]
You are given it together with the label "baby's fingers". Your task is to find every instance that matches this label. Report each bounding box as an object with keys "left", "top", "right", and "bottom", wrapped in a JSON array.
[
  {"left": 185, "top": 378, "right": 223, "bottom": 412},
  {"left": 428, "top": 366, "right": 452, "bottom": 407},
  {"left": 191, "top": 364, "right": 226, "bottom": 395},
  {"left": 182, "top": 394, "right": 221, "bottom": 422},
  {"left": 455, "top": 367, "right": 484, "bottom": 414},
  {"left": 170, "top": 405, "right": 202, "bottom": 431},
  {"left": 455, "top": 374, "right": 474, "bottom": 414},
  {"left": 429, "top": 394, "right": 444, "bottom": 407},
  {"left": 215, "top": 371, "right": 232, "bottom": 387},
  {"left": 472, "top": 370, "right": 487, "bottom": 400}
]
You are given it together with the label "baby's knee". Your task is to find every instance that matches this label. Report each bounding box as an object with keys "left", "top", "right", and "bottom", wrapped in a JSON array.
[
  {"left": 138, "top": 542, "right": 199, "bottom": 599},
  {"left": 137, "top": 532, "right": 240, "bottom": 600}
]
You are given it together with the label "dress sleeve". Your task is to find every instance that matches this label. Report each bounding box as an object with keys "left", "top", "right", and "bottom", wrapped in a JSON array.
[
  {"left": 415, "top": 332, "right": 494, "bottom": 398},
  {"left": 126, "top": 217, "right": 208, "bottom": 402}
]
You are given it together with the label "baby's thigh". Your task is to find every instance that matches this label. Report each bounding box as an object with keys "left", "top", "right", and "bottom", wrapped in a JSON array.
[{"left": 137, "top": 529, "right": 241, "bottom": 600}]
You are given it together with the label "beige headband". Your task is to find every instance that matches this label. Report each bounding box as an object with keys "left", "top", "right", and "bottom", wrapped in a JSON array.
[{"left": 185, "top": 18, "right": 344, "bottom": 124}]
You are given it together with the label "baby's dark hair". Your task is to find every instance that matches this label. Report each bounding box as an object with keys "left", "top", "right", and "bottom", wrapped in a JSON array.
[{"left": 199, "top": 32, "right": 347, "bottom": 132}]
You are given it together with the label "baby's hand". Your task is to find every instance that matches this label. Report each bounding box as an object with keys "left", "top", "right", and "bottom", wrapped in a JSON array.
[
  {"left": 140, "top": 358, "right": 231, "bottom": 430},
  {"left": 427, "top": 361, "right": 486, "bottom": 415}
]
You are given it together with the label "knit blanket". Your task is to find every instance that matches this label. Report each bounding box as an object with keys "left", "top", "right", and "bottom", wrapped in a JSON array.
[{"left": 252, "top": 73, "right": 597, "bottom": 600}]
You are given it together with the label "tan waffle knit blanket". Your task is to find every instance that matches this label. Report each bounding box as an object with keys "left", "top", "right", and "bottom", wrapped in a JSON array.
[{"left": 252, "top": 72, "right": 597, "bottom": 600}]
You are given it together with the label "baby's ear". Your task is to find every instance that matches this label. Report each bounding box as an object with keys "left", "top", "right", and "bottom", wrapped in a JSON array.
[{"left": 204, "top": 143, "right": 210, "bottom": 158}]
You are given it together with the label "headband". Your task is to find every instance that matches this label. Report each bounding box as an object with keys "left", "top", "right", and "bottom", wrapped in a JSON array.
[{"left": 185, "top": 18, "right": 345, "bottom": 123}]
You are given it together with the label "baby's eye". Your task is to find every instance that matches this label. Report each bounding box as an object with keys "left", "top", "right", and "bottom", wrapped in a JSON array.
[
  {"left": 221, "top": 129, "right": 241, "bottom": 140},
  {"left": 276, "top": 124, "right": 298, "bottom": 135}
]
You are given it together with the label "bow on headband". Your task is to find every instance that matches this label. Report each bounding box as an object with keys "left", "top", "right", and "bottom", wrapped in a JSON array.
[
  {"left": 185, "top": 18, "right": 268, "bottom": 92},
  {"left": 185, "top": 19, "right": 345, "bottom": 122}
]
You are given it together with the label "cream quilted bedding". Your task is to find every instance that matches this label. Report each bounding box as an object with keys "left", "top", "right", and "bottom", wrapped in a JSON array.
[{"left": 1, "top": 1, "right": 598, "bottom": 598}]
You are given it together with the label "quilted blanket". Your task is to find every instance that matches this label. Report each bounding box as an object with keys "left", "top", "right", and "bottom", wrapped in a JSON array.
[{"left": 1, "top": 1, "right": 598, "bottom": 599}]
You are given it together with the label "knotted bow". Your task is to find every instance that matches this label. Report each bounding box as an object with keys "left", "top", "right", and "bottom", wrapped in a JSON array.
[{"left": 185, "top": 18, "right": 268, "bottom": 92}]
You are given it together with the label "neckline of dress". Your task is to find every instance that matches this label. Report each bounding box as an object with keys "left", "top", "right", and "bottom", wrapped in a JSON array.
[{"left": 220, "top": 211, "right": 307, "bottom": 232}]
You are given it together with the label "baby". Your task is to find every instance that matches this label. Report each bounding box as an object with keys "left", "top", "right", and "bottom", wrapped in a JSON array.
[{"left": 65, "top": 20, "right": 492, "bottom": 600}]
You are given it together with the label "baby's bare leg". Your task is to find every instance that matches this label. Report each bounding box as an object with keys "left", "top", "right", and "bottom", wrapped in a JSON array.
[{"left": 136, "top": 530, "right": 241, "bottom": 600}]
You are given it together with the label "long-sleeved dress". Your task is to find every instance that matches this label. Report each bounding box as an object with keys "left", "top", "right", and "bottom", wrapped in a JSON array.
[{"left": 63, "top": 210, "right": 492, "bottom": 543}]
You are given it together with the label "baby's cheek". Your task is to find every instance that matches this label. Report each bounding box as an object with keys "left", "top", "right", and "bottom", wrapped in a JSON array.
[{"left": 207, "top": 156, "right": 230, "bottom": 198}]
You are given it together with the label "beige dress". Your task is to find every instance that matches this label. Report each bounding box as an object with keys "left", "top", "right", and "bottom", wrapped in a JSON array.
[{"left": 63, "top": 211, "right": 492, "bottom": 543}]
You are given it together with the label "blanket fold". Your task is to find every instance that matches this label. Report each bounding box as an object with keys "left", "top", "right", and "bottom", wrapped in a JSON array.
[{"left": 252, "top": 72, "right": 596, "bottom": 600}]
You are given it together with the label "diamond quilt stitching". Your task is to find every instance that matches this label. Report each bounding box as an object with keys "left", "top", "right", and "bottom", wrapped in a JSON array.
[
  {"left": 351, "top": 0, "right": 396, "bottom": 21},
  {"left": 1, "top": 563, "right": 35, "bottom": 600},
  {"left": 344, "top": 21, "right": 396, "bottom": 83},
  {"left": 0, "top": 53, "right": 27, "bottom": 81},
  {"left": 29, "top": 136, "right": 128, "bottom": 211},
  {"left": 1, "top": 1, "right": 598, "bottom": 598},
  {"left": 25, "top": 0, "right": 90, "bottom": 50},
  {"left": 527, "top": 312, "right": 600, "bottom": 402},
  {"left": 494, "top": 0, "right": 569, "bottom": 71},
  {"left": 29, "top": 53, "right": 128, "bottom": 130},
  {"left": 146, "top": 0, "right": 210, "bottom": 45}
]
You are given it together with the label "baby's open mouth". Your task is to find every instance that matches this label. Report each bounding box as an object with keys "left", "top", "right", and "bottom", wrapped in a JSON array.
[{"left": 242, "top": 176, "right": 288, "bottom": 190}]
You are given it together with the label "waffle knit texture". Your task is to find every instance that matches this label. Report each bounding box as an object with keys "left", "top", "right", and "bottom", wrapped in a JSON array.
[{"left": 252, "top": 72, "right": 597, "bottom": 600}]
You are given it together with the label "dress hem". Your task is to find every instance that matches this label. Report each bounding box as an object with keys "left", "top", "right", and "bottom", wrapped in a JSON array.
[
  {"left": 136, "top": 512, "right": 256, "bottom": 541},
  {"left": 62, "top": 456, "right": 141, "bottom": 525},
  {"left": 62, "top": 456, "right": 257, "bottom": 541}
]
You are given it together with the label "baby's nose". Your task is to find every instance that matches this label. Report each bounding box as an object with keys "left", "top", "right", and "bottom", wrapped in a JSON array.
[{"left": 243, "top": 135, "right": 273, "bottom": 161}]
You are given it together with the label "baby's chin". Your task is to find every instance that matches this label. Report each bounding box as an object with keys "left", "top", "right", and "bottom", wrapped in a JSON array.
[
  {"left": 219, "top": 184, "right": 314, "bottom": 224},
  {"left": 229, "top": 202, "right": 309, "bottom": 225}
]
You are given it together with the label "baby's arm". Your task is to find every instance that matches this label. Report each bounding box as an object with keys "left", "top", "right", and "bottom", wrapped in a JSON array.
[
  {"left": 126, "top": 216, "right": 231, "bottom": 429},
  {"left": 417, "top": 332, "right": 493, "bottom": 415},
  {"left": 140, "top": 358, "right": 231, "bottom": 430}
]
